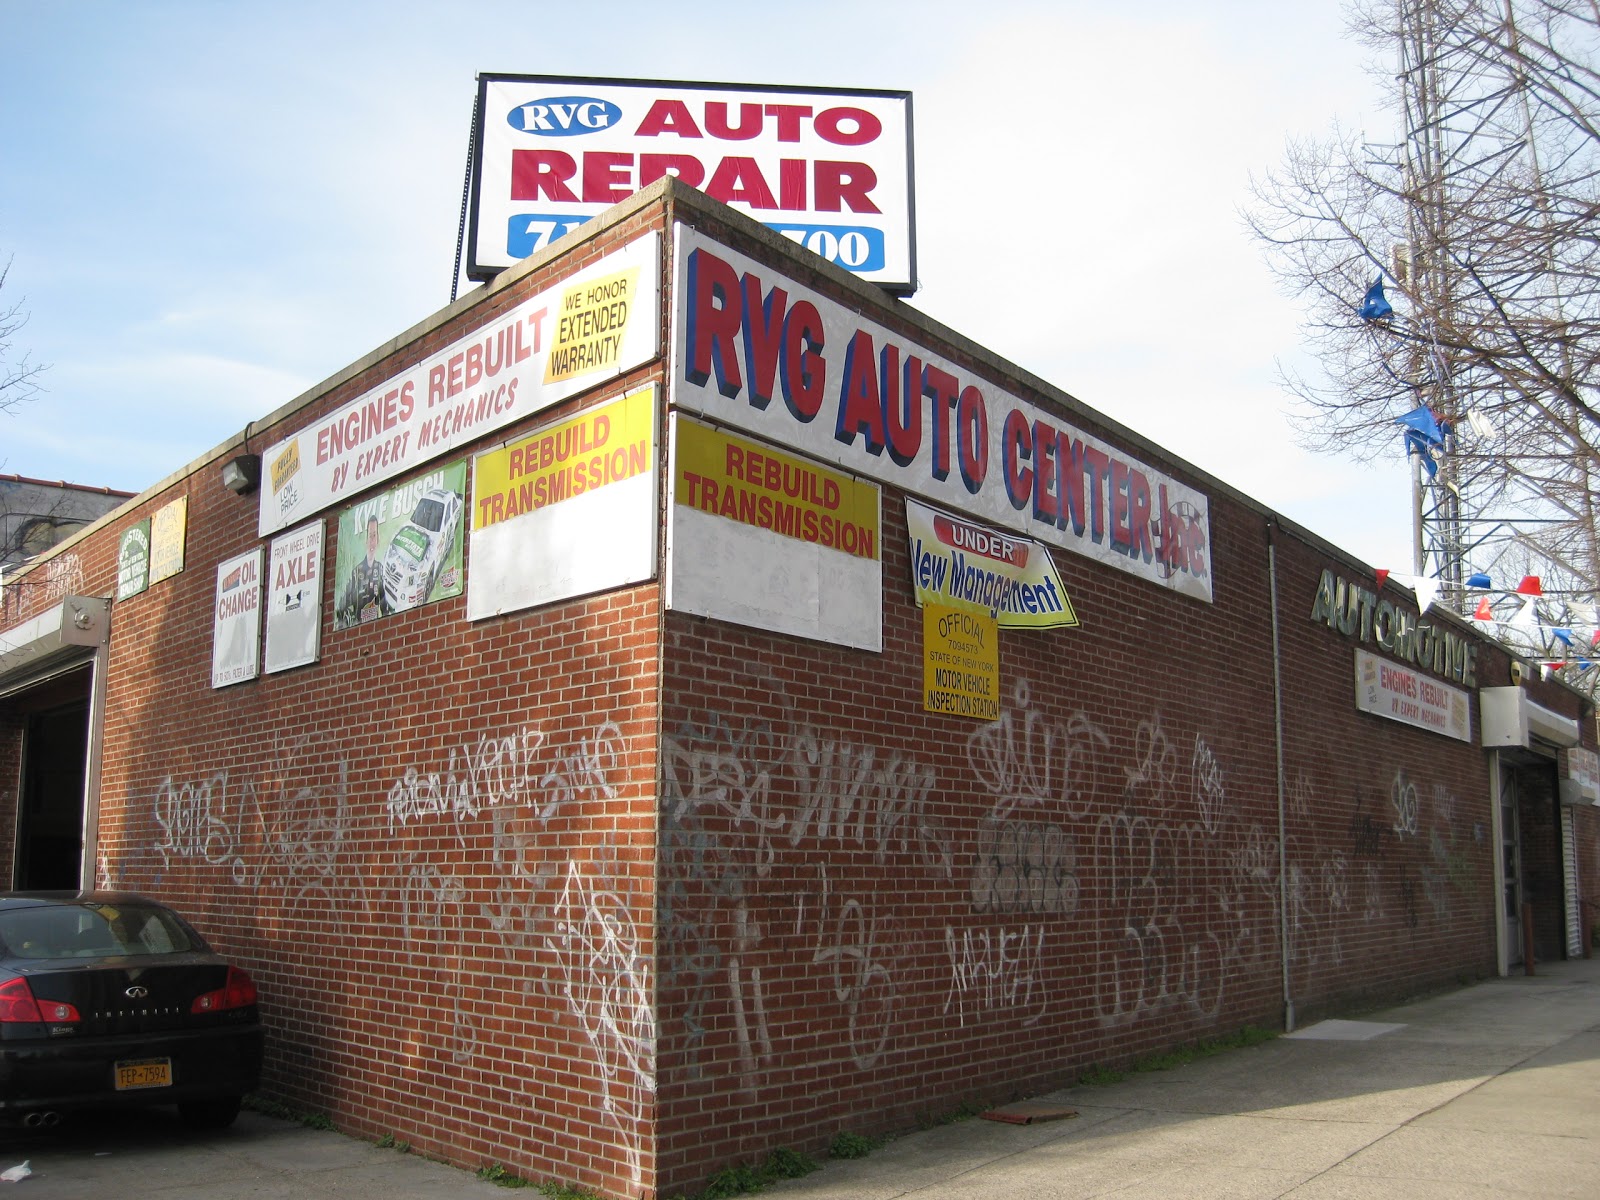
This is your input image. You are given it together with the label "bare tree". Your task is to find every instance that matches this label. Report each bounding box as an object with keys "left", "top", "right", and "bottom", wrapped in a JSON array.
[
  {"left": 1249, "top": 0, "right": 1600, "bottom": 645},
  {"left": 0, "top": 257, "right": 43, "bottom": 418}
]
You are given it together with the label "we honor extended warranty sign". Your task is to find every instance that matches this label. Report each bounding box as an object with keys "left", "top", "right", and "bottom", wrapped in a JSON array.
[{"left": 469, "top": 75, "right": 915, "bottom": 293}]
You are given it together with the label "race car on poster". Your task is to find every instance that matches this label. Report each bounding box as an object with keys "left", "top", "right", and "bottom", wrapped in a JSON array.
[{"left": 382, "top": 487, "right": 462, "bottom": 611}]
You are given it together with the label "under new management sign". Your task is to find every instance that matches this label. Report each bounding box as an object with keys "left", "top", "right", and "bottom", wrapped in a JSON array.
[{"left": 468, "top": 75, "right": 915, "bottom": 293}]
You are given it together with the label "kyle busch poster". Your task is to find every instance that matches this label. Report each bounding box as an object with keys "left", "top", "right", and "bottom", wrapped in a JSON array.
[{"left": 334, "top": 460, "right": 467, "bottom": 630}]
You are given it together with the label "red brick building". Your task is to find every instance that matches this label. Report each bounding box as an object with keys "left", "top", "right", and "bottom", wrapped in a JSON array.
[{"left": 2, "top": 180, "right": 1596, "bottom": 1198}]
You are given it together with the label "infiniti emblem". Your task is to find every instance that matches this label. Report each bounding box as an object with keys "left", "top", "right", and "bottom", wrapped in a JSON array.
[{"left": 124, "top": 986, "right": 149, "bottom": 999}]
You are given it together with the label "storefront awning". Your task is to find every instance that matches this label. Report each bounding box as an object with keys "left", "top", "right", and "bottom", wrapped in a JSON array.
[{"left": 0, "top": 596, "right": 109, "bottom": 698}]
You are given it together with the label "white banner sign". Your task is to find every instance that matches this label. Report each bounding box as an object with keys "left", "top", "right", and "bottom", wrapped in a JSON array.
[
  {"left": 468, "top": 387, "right": 658, "bottom": 620},
  {"left": 470, "top": 76, "right": 914, "bottom": 291},
  {"left": 264, "top": 521, "right": 323, "bottom": 674},
  {"left": 258, "top": 231, "right": 660, "bottom": 536},
  {"left": 669, "top": 224, "right": 1213, "bottom": 602},
  {"left": 1354, "top": 649, "right": 1471, "bottom": 742},
  {"left": 211, "top": 548, "right": 263, "bottom": 689}
]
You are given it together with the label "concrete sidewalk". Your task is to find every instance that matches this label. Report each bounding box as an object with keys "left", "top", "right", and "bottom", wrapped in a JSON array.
[
  {"left": 2, "top": 959, "right": 1595, "bottom": 1197},
  {"left": 773, "top": 956, "right": 1600, "bottom": 1200}
]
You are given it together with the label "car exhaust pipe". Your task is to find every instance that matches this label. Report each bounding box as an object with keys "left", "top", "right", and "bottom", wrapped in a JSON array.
[{"left": 22, "top": 1111, "right": 60, "bottom": 1128}]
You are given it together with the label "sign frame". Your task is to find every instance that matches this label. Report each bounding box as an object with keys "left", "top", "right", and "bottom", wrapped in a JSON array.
[{"left": 467, "top": 74, "right": 917, "bottom": 293}]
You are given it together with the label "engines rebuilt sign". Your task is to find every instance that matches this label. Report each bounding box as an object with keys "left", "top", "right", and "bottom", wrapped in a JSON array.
[
  {"left": 258, "top": 231, "right": 659, "bottom": 537},
  {"left": 468, "top": 75, "right": 914, "bottom": 292}
]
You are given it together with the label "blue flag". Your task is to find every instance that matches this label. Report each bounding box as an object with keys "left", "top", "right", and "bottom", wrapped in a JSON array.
[{"left": 1359, "top": 278, "right": 1393, "bottom": 320}]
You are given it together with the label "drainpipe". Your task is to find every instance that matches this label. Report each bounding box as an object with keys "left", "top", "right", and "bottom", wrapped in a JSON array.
[{"left": 1266, "top": 523, "right": 1295, "bottom": 1032}]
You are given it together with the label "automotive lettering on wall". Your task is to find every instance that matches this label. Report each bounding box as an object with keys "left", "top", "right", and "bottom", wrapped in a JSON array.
[
  {"left": 1354, "top": 649, "right": 1472, "bottom": 742},
  {"left": 923, "top": 603, "right": 999, "bottom": 721},
  {"left": 1310, "top": 567, "right": 1478, "bottom": 686},
  {"left": 469, "top": 76, "right": 914, "bottom": 290},
  {"left": 211, "top": 547, "right": 263, "bottom": 689},
  {"left": 668, "top": 224, "right": 1214, "bottom": 602},
  {"left": 666, "top": 413, "right": 883, "bottom": 651},
  {"left": 117, "top": 520, "right": 151, "bottom": 601},
  {"left": 906, "top": 497, "right": 1077, "bottom": 629},
  {"left": 264, "top": 520, "right": 324, "bottom": 674},
  {"left": 334, "top": 460, "right": 467, "bottom": 631},
  {"left": 147, "top": 497, "right": 187, "bottom": 585},
  {"left": 257, "top": 231, "right": 660, "bottom": 537},
  {"left": 468, "top": 387, "right": 657, "bottom": 621}
]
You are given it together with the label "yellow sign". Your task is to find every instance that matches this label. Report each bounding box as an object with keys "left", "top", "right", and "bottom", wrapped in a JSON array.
[
  {"left": 270, "top": 439, "right": 301, "bottom": 493},
  {"left": 923, "top": 603, "right": 999, "bottom": 721},
  {"left": 675, "top": 419, "right": 879, "bottom": 560},
  {"left": 147, "top": 496, "right": 188, "bottom": 585},
  {"left": 544, "top": 267, "right": 641, "bottom": 384},
  {"left": 475, "top": 387, "right": 655, "bottom": 530}
]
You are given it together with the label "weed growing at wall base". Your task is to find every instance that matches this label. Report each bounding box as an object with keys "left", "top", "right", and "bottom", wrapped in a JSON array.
[
  {"left": 244, "top": 1094, "right": 336, "bottom": 1131},
  {"left": 1079, "top": 1025, "right": 1278, "bottom": 1087},
  {"left": 668, "top": 1148, "right": 820, "bottom": 1200}
]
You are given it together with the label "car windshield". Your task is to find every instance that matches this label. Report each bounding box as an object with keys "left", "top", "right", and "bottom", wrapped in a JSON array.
[
  {"left": 411, "top": 498, "right": 445, "bottom": 532},
  {"left": 0, "top": 902, "right": 195, "bottom": 959}
]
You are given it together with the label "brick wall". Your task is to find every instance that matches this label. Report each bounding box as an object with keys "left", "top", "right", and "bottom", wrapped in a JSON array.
[
  {"left": 18, "top": 205, "right": 672, "bottom": 1199},
  {"left": 1, "top": 186, "right": 1595, "bottom": 1200}
]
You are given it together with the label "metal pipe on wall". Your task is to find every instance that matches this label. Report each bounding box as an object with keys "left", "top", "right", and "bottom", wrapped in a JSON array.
[{"left": 1267, "top": 524, "right": 1296, "bottom": 1032}]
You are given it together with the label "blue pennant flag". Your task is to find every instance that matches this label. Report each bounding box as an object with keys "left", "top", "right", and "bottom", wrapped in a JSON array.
[
  {"left": 1554, "top": 628, "right": 1574, "bottom": 646},
  {"left": 1466, "top": 573, "right": 1493, "bottom": 589},
  {"left": 1359, "top": 277, "right": 1393, "bottom": 320},
  {"left": 1403, "top": 429, "right": 1440, "bottom": 477},
  {"left": 1394, "top": 406, "right": 1443, "bottom": 443}
]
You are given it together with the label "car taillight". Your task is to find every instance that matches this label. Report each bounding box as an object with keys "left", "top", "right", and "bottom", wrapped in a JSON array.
[
  {"left": 191, "top": 966, "right": 258, "bottom": 1014},
  {"left": 0, "top": 977, "right": 79, "bottom": 1024}
]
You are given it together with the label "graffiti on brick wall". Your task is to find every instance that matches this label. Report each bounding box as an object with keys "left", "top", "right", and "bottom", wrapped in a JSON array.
[
  {"left": 551, "top": 861, "right": 654, "bottom": 1186},
  {"left": 1092, "top": 720, "right": 1254, "bottom": 1027},
  {"left": 969, "top": 819, "right": 1078, "bottom": 916},
  {"left": 965, "top": 680, "right": 1108, "bottom": 823},
  {"left": 806, "top": 868, "right": 897, "bottom": 1069},
  {"left": 1391, "top": 769, "right": 1421, "bottom": 837},
  {"left": 661, "top": 679, "right": 948, "bottom": 1086},
  {"left": 943, "top": 924, "right": 1046, "bottom": 1027},
  {"left": 3, "top": 553, "right": 85, "bottom": 624},
  {"left": 384, "top": 720, "right": 622, "bottom": 836},
  {"left": 118, "top": 718, "right": 650, "bottom": 1182},
  {"left": 384, "top": 726, "right": 545, "bottom": 833}
]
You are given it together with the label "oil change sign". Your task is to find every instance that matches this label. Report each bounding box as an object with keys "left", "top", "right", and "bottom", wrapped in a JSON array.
[
  {"left": 469, "top": 75, "right": 914, "bottom": 292},
  {"left": 924, "top": 604, "right": 998, "bottom": 721},
  {"left": 258, "top": 231, "right": 658, "bottom": 537}
]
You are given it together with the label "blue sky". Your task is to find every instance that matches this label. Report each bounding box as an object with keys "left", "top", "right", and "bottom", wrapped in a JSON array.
[{"left": 1, "top": 0, "right": 1418, "bottom": 572}]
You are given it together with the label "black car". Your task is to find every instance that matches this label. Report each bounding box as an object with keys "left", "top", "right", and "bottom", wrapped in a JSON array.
[{"left": 0, "top": 892, "right": 263, "bottom": 1130}]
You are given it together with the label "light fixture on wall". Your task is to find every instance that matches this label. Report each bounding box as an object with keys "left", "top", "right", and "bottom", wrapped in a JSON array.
[{"left": 221, "top": 453, "right": 261, "bottom": 496}]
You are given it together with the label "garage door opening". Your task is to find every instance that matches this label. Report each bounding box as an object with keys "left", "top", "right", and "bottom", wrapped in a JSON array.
[{"left": 6, "top": 668, "right": 93, "bottom": 891}]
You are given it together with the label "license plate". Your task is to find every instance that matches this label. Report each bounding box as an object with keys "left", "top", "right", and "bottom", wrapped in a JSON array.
[{"left": 114, "top": 1058, "right": 172, "bottom": 1091}]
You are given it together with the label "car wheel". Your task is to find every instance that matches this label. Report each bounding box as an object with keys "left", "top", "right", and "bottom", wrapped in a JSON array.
[{"left": 179, "top": 1094, "right": 243, "bottom": 1130}]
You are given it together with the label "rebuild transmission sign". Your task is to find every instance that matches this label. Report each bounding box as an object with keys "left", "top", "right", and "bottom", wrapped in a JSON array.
[{"left": 468, "top": 74, "right": 915, "bottom": 293}]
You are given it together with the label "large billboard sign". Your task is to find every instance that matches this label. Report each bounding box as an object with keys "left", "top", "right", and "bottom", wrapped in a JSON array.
[
  {"left": 469, "top": 75, "right": 915, "bottom": 293},
  {"left": 259, "top": 232, "right": 659, "bottom": 537},
  {"left": 669, "top": 224, "right": 1214, "bottom": 603}
]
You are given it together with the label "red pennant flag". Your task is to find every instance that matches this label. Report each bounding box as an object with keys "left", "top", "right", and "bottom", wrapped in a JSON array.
[
  {"left": 1375, "top": 569, "right": 1390, "bottom": 588},
  {"left": 1516, "top": 575, "right": 1542, "bottom": 596},
  {"left": 1473, "top": 597, "right": 1494, "bottom": 621},
  {"left": 1591, "top": 629, "right": 1600, "bottom": 647}
]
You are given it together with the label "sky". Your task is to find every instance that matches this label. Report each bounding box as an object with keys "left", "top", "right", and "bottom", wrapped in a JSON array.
[{"left": 0, "top": 0, "right": 1420, "bottom": 574}]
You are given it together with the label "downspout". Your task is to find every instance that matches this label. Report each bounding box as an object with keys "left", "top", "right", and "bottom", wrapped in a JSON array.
[{"left": 1266, "top": 522, "right": 1295, "bottom": 1032}]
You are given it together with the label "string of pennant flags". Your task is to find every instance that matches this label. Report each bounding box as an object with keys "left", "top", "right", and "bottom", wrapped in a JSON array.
[
  {"left": 1374, "top": 567, "right": 1600, "bottom": 677},
  {"left": 1360, "top": 279, "right": 1597, "bottom": 679}
]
